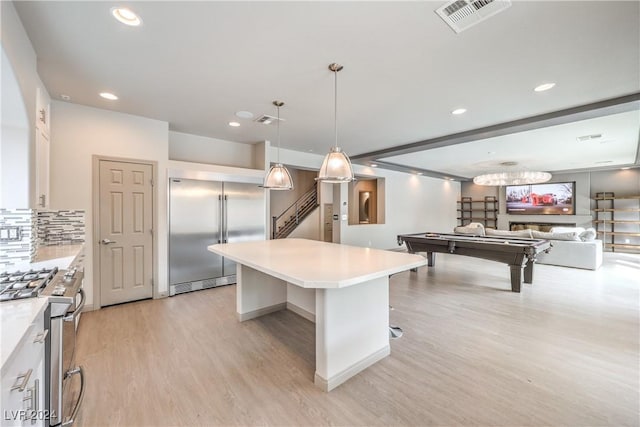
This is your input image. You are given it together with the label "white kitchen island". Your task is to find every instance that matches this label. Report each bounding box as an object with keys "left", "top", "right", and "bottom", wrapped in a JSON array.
[{"left": 208, "top": 238, "right": 426, "bottom": 391}]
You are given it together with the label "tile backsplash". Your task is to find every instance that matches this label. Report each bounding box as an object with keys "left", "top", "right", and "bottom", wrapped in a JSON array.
[
  {"left": 0, "top": 209, "right": 36, "bottom": 269},
  {"left": 37, "top": 210, "right": 85, "bottom": 246}
]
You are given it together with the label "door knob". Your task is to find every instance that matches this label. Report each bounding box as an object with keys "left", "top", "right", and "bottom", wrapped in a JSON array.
[{"left": 100, "top": 239, "right": 116, "bottom": 245}]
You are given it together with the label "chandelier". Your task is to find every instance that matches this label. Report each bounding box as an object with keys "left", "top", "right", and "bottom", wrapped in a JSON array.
[{"left": 473, "top": 170, "right": 552, "bottom": 186}]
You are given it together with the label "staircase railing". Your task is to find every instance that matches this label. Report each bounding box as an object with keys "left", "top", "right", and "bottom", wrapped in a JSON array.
[{"left": 272, "top": 183, "right": 319, "bottom": 239}]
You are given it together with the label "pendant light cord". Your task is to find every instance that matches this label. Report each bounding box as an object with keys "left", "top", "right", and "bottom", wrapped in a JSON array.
[
  {"left": 334, "top": 68, "right": 338, "bottom": 149},
  {"left": 276, "top": 104, "right": 281, "bottom": 163}
]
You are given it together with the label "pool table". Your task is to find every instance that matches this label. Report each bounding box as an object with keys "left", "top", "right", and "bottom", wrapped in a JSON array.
[{"left": 397, "top": 232, "right": 552, "bottom": 292}]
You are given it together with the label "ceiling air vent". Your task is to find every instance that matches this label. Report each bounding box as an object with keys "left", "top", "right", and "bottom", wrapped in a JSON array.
[
  {"left": 254, "top": 114, "right": 284, "bottom": 125},
  {"left": 435, "top": 0, "right": 512, "bottom": 33},
  {"left": 576, "top": 133, "right": 603, "bottom": 143}
]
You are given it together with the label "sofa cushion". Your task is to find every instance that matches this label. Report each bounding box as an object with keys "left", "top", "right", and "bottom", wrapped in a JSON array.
[
  {"left": 550, "top": 226, "right": 586, "bottom": 234},
  {"left": 579, "top": 227, "right": 597, "bottom": 242},
  {"left": 486, "top": 228, "right": 533, "bottom": 238}
]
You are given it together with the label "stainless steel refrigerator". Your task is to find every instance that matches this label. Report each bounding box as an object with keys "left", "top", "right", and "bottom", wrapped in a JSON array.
[{"left": 169, "top": 177, "right": 265, "bottom": 296}]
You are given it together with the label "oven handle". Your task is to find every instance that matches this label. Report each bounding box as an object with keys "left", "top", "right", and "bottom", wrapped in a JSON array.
[
  {"left": 63, "top": 288, "right": 86, "bottom": 323},
  {"left": 61, "top": 366, "right": 85, "bottom": 427}
]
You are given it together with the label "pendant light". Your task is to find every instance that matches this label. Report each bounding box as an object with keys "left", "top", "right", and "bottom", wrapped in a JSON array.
[
  {"left": 263, "top": 101, "right": 294, "bottom": 190},
  {"left": 317, "top": 63, "right": 354, "bottom": 183}
]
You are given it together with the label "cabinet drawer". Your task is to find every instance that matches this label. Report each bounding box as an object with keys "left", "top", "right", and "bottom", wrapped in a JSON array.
[{"left": 1, "top": 309, "right": 45, "bottom": 427}]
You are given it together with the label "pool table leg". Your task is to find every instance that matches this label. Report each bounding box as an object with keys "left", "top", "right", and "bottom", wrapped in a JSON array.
[
  {"left": 509, "top": 265, "right": 522, "bottom": 293},
  {"left": 426, "top": 252, "right": 435, "bottom": 267},
  {"left": 523, "top": 260, "right": 534, "bottom": 284},
  {"left": 412, "top": 252, "right": 434, "bottom": 272}
]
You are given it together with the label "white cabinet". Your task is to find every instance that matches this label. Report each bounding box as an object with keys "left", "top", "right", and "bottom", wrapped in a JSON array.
[
  {"left": 1, "top": 306, "right": 46, "bottom": 427},
  {"left": 34, "top": 87, "right": 51, "bottom": 209},
  {"left": 34, "top": 128, "right": 50, "bottom": 209}
]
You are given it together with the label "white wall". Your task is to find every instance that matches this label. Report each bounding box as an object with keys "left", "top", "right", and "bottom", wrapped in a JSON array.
[
  {"left": 275, "top": 148, "right": 460, "bottom": 250},
  {"left": 50, "top": 101, "right": 169, "bottom": 308},
  {"left": 169, "top": 131, "right": 257, "bottom": 169},
  {"left": 0, "top": 2, "right": 50, "bottom": 208},
  {"left": 288, "top": 208, "right": 321, "bottom": 240},
  {"left": 342, "top": 167, "right": 460, "bottom": 249}
]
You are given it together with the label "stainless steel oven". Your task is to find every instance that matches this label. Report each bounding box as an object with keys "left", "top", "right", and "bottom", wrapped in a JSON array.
[{"left": 42, "top": 269, "right": 85, "bottom": 427}]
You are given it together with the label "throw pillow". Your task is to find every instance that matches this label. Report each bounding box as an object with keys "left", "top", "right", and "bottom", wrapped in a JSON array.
[
  {"left": 454, "top": 226, "right": 485, "bottom": 236},
  {"left": 531, "top": 230, "right": 555, "bottom": 240},
  {"left": 549, "top": 231, "right": 582, "bottom": 241},
  {"left": 579, "top": 227, "right": 597, "bottom": 242}
]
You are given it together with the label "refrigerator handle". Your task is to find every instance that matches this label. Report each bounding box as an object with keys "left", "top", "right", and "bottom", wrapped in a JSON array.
[
  {"left": 218, "top": 195, "right": 223, "bottom": 244},
  {"left": 224, "top": 195, "right": 229, "bottom": 243}
]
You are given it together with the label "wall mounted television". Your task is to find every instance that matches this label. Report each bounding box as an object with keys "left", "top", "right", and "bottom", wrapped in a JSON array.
[{"left": 505, "top": 182, "right": 575, "bottom": 215}]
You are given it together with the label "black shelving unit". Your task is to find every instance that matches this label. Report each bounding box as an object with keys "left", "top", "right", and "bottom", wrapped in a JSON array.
[
  {"left": 457, "top": 196, "right": 498, "bottom": 229},
  {"left": 592, "top": 192, "right": 640, "bottom": 253}
]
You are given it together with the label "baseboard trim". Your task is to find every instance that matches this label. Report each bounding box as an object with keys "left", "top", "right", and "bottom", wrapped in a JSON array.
[
  {"left": 286, "top": 302, "right": 315, "bottom": 323},
  {"left": 314, "top": 344, "right": 391, "bottom": 392},
  {"left": 237, "top": 302, "right": 287, "bottom": 322},
  {"left": 82, "top": 303, "right": 95, "bottom": 312}
]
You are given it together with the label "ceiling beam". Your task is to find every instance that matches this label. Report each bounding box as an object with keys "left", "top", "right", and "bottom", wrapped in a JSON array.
[{"left": 352, "top": 93, "right": 640, "bottom": 179}]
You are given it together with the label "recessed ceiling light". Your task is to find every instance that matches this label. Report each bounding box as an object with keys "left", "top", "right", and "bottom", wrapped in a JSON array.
[
  {"left": 60, "top": 94, "right": 71, "bottom": 101},
  {"left": 451, "top": 108, "right": 467, "bottom": 115},
  {"left": 228, "top": 121, "right": 240, "bottom": 127},
  {"left": 416, "top": 172, "right": 423, "bottom": 175},
  {"left": 620, "top": 167, "right": 631, "bottom": 170},
  {"left": 99, "top": 92, "right": 118, "bottom": 100},
  {"left": 371, "top": 164, "right": 378, "bottom": 168},
  {"left": 111, "top": 7, "right": 142, "bottom": 26},
  {"left": 534, "top": 82, "right": 556, "bottom": 92},
  {"left": 235, "top": 111, "right": 254, "bottom": 119}
]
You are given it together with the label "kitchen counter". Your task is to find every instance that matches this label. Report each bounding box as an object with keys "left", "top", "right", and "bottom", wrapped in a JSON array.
[
  {"left": 7, "top": 244, "right": 84, "bottom": 273},
  {"left": 209, "top": 238, "right": 426, "bottom": 288},
  {"left": 208, "top": 238, "right": 426, "bottom": 391},
  {"left": 0, "top": 297, "right": 48, "bottom": 369},
  {"left": 35, "top": 244, "right": 83, "bottom": 263}
]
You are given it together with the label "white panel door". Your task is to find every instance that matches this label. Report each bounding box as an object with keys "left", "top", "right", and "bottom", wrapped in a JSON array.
[{"left": 99, "top": 160, "right": 153, "bottom": 306}]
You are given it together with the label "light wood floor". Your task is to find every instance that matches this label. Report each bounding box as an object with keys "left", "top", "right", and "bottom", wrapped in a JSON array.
[{"left": 74, "top": 253, "right": 639, "bottom": 426}]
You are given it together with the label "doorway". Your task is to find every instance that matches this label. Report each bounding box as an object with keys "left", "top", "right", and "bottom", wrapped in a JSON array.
[{"left": 94, "top": 157, "right": 156, "bottom": 307}]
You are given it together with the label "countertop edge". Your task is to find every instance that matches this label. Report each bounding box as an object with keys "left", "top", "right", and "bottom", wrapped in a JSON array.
[{"left": 0, "top": 297, "right": 48, "bottom": 371}]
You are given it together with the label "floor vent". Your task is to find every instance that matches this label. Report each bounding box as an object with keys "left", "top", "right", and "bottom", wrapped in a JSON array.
[
  {"left": 435, "top": 0, "right": 511, "bottom": 33},
  {"left": 202, "top": 279, "right": 217, "bottom": 289},
  {"left": 174, "top": 283, "right": 193, "bottom": 295}
]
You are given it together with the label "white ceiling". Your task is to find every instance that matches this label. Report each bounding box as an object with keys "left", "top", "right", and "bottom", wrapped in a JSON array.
[
  {"left": 380, "top": 110, "right": 640, "bottom": 177},
  {"left": 13, "top": 1, "right": 640, "bottom": 176}
]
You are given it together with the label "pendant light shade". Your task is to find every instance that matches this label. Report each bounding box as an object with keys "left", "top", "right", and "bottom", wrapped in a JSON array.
[
  {"left": 263, "top": 101, "right": 293, "bottom": 190},
  {"left": 264, "top": 163, "right": 293, "bottom": 189},
  {"left": 317, "top": 63, "right": 354, "bottom": 183},
  {"left": 317, "top": 147, "right": 354, "bottom": 183}
]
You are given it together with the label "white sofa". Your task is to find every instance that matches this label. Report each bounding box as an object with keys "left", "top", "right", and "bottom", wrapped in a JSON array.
[
  {"left": 536, "top": 239, "right": 603, "bottom": 270},
  {"left": 453, "top": 224, "right": 603, "bottom": 270}
]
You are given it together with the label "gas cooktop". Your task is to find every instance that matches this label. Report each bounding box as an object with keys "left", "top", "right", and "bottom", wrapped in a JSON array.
[{"left": 0, "top": 267, "right": 59, "bottom": 301}]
